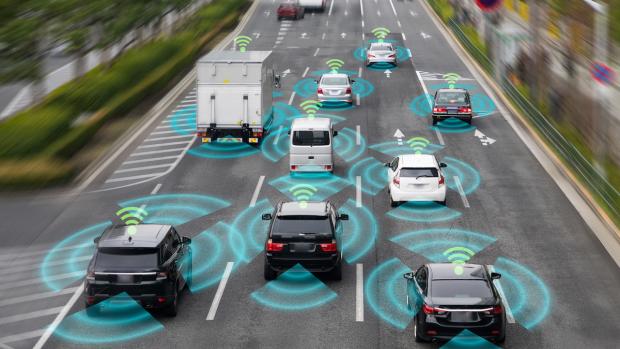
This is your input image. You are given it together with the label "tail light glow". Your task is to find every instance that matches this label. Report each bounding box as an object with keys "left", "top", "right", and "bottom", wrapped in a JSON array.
[
  {"left": 346, "top": 87, "right": 352, "bottom": 94},
  {"left": 324, "top": 165, "right": 332, "bottom": 170},
  {"left": 433, "top": 107, "right": 447, "bottom": 113},
  {"left": 422, "top": 304, "right": 447, "bottom": 315},
  {"left": 319, "top": 241, "right": 337, "bottom": 252},
  {"left": 438, "top": 175, "right": 445, "bottom": 186},
  {"left": 157, "top": 297, "right": 167, "bottom": 303},
  {"left": 318, "top": 88, "right": 324, "bottom": 94},
  {"left": 156, "top": 272, "right": 168, "bottom": 280},
  {"left": 458, "top": 106, "right": 472, "bottom": 113},
  {"left": 266, "top": 239, "right": 284, "bottom": 252},
  {"left": 290, "top": 165, "right": 297, "bottom": 170},
  {"left": 393, "top": 176, "right": 400, "bottom": 188}
]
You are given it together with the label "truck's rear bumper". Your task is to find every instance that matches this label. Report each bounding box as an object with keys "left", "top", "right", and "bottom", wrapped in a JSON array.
[{"left": 197, "top": 125, "right": 263, "bottom": 144}]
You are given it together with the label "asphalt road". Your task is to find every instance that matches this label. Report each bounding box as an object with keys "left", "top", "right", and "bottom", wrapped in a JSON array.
[{"left": 1, "top": 0, "right": 619, "bottom": 348}]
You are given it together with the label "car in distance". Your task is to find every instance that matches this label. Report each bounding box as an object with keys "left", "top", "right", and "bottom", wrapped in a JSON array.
[
  {"left": 85, "top": 224, "right": 192, "bottom": 317},
  {"left": 432, "top": 88, "right": 473, "bottom": 125},
  {"left": 386, "top": 154, "right": 447, "bottom": 207},
  {"left": 404, "top": 263, "right": 506, "bottom": 343},
  {"left": 365, "top": 42, "right": 398, "bottom": 67},
  {"left": 262, "top": 201, "right": 348, "bottom": 280},
  {"left": 277, "top": 1, "right": 305, "bottom": 20},
  {"left": 289, "top": 117, "right": 337, "bottom": 173},
  {"left": 317, "top": 73, "right": 354, "bottom": 105},
  {"left": 299, "top": 0, "right": 326, "bottom": 12}
]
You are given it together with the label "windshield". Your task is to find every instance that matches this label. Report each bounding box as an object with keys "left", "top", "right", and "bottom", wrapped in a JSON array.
[
  {"left": 95, "top": 248, "right": 159, "bottom": 270},
  {"left": 272, "top": 216, "right": 333, "bottom": 237},
  {"left": 321, "top": 77, "right": 349, "bottom": 86},
  {"left": 370, "top": 43, "right": 393, "bottom": 51},
  {"left": 436, "top": 92, "right": 467, "bottom": 105},
  {"left": 292, "top": 130, "right": 330, "bottom": 146},
  {"left": 431, "top": 280, "right": 493, "bottom": 299},
  {"left": 399, "top": 168, "right": 438, "bottom": 177}
]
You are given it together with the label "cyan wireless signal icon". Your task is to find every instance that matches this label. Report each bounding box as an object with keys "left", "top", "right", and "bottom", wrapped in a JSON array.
[
  {"left": 443, "top": 246, "right": 475, "bottom": 275},
  {"left": 443, "top": 72, "right": 461, "bottom": 88},
  {"left": 406, "top": 137, "right": 430, "bottom": 154},
  {"left": 116, "top": 207, "right": 148, "bottom": 236},
  {"left": 326, "top": 58, "right": 345, "bottom": 73},
  {"left": 300, "top": 100, "right": 322, "bottom": 119},
  {"left": 290, "top": 184, "right": 318, "bottom": 208},
  {"left": 371, "top": 27, "right": 391, "bottom": 42},
  {"left": 234, "top": 35, "right": 253, "bottom": 52}
]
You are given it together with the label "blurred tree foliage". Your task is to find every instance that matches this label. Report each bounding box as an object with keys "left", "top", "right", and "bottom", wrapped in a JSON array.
[
  {"left": 548, "top": 0, "right": 620, "bottom": 44},
  {"left": 0, "top": 0, "right": 194, "bottom": 84}
]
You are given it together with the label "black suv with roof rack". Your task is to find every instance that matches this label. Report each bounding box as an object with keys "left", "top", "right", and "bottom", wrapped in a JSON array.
[
  {"left": 85, "top": 224, "right": 192, "bottom": 316},
  {"left": 262, "top": 201, "right": 349, "bottom": 280}
]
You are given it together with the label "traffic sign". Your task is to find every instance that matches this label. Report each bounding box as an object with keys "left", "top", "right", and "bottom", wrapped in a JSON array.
[
  {"left": 591, "top": 61, "right": 615, "bottom": 85},
  {"left": 475, "top": 0, "right": 502, "bottom": 12}
]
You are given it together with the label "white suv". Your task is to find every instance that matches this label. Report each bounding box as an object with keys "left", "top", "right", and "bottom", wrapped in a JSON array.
[{"left": 386, "top": 154, "right": 447, "bottom": 207}]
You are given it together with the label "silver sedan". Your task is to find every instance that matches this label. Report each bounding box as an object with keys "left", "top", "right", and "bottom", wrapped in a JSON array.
[
  {"left": 316, "top": 73, "right": 354, "bottom": 104},
  {"left": 365, "top": 42, "right": 398, "bottom": 66}
]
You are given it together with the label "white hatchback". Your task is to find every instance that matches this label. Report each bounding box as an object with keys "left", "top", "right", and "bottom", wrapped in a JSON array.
[{"left": 386, "top": 154, "right": 448, "bottom": 207}]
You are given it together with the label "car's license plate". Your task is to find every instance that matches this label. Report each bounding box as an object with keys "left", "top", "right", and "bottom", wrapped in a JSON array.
[
  {"left": 117, "top": 275, "right": 133, "bottom": 283},
  {"left": 449, "top": 109, "right": 457, "bottom": 114},
  {"left": 217, "top": 137, "right": 242, "bottom": 143},
  {"left": 329, "top": 90, "right": 341, "bottom": 96}
]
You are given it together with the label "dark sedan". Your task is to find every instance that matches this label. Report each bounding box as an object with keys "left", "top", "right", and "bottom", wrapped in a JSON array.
[
  {"left": 432, "top": 88, "right": 473, "bottom": 125},
  {"left": 404, "top": 263, "right": 506, "bottom": 343}
]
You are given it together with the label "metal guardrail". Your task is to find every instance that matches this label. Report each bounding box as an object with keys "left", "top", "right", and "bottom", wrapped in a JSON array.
[{"left": 427, "top": 0, "right": 620, "bottom": 222}]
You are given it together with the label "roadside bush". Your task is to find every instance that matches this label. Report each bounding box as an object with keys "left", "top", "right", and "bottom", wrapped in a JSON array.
[{"left": 0, "top": 158, "right": 73, "bottom": 188}]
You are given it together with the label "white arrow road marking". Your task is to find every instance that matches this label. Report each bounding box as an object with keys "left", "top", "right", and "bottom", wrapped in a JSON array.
[
  {"left": 394, "top": 129, "right": 405, "bottom": 145},
  {"left": 385, "top": 69, "right": 392, "bottom": 78},
  {"left": 341, "top": 33, "right": 347, "bottom": 39},
  {"left": 475, "top": 129, "right": 497, "bottom": 146},
  {"left": 281, "top": 69, "right": 291, "bottom": 78},
  {"left": 253, "top": 32, "right": 261, "bottom": 39},
  {"left": 421, "top": 32, "right": 432, "bottom": 39}
]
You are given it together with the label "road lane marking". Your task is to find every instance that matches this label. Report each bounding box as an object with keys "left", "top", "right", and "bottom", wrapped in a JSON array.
[
  {"left": 0, "top": 287, "right": 79, "bottom": 307},
  {"left": 206, "top": 262, "right": 235, "bottom": 320},
  {"left": 288, "top": 92, "right": 297, "bottom": 105},
  {"left": 360, "top": 0, "right": 364, "bottom": 17},
  {"left": 401, "top": 32, "right": 407, "bottom": 41},
  {"left": 397, "top": 20, "right": 402, "bottom": 28},
  {"left": 328, "top": 0, "right": 335, "bottom": 16},
  {"left": 356, "top": 263, "right": 364, "bottom": 321},
  {"left": 389, "top": 0, "right": 398, "bottom": 16},
  {"left": 356, "top": 94, "right": 360, "bottom": 106},
  {"left": 356, "top": 176, "right": 362, "bottom": 207},
  {"left": 358, "top": 67, "right": 363, "bottom": 78},
  {"left": 151, "top": 183, "right": 162, "bottom": 195},
  {"left": 1, "top": 256, "right": 91, "bottom": 275},
  {"left": 487, "top": 265, "right": 516, "bottom": 324},
  {"left": 105, "top": 173, "right": 164, "bottom": 183},
  {"left": 313, "top": 48, "right": 320, "bottom": 56},
  {"left": 137, "top": 140, "right": 191, "bottom": 149},
  {"left": 322, "top": 33, "right": 326, "bottom": 40},
  {"left": 130, "top": 147, "right": 186, "bottom": 157},
  {"left": 356, "top": 125, "right": 361, "bottom": 145},
  {"left": 435, "top": 129, "right": 445, "bottom": 146},
  {"left": 150, "top": 129, "right": 194, "bottom": 135},
  {"left": 302, "top": 67, "right": 310, "bottom": 78},
  {"left": 144, "top": 134, "right": 194, "bottom": 142},
  {"left": 453, "top": 176, "right": 470, "bottom": 208},
  {"left": 0, "top": 307, "right": 64, "bottom": 326},
  {"left": 32, "top": 283, "right": 84, "bottom": 349},
  {"left": 1, "top": 330, "right": 45, "bottom": 346},
  {"left": 273, "top": 126, "right": 284, "bottom": 145},
  {"left": 0, "top": 272, "right": 81, "bottom": 291},
  {"left": 250, "top": 176, "right": 266, "bottom": 207}
]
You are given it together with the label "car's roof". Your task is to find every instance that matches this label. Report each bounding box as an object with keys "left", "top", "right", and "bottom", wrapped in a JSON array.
[
  {"left": 429, "top": 263, "right": 488, "bottom": 280},
  {"left": 321, "top": 73, "right": 349, "bottom": 79},
  {"left": 291, "top": 117, "right": 331, "bottom": 129},
  {"left": 278, "top": 201, "right": 328, "bottom": 216},
  {"left": 399, "top": 154, "right": 438, "bottom": 168},
  {"left": 436, "top": 88, "right": 468, "bottom": 93},
  {"left": 98, "top": 224, "right": 170, "bottom": 249},
  {"left": 369, "top": 42, "right": 393, "bottom": 48}
]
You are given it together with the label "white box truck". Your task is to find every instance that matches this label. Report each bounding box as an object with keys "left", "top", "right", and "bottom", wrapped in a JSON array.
[
  {"left": 299, "top": 0, "right": 326, "bottom": 12},
  {"left": 196, "top": 51, "right": 278, "bottom": 144}
]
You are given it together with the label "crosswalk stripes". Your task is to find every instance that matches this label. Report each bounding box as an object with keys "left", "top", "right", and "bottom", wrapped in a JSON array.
[{"left": 99, "top": 88, "right": 198, "bottom": 191}]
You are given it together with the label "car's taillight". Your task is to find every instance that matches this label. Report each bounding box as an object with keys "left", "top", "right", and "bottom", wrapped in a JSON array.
[
  {"left": 346, "top": 87, "right": 352, "bottom": 94},
  {"left": 393, "top": 176, "right": 400, "bottom": 188},
  {"left": 324, "top": 165, "right": 332, "bottom": 170},
  {"left": 422, "top": 304, "right": 446, "bottom": 315},
  {"left": 319, "top": 241, "right": 337, "bottom": 252},
  {"left": 492, "top": 305, "right": 503, "bottom": 314},
  {"left": 157, "top": 297, "right": 167, "bottom": 303},
  {"left": 367, "top": 54, "right": 375, "bottom": 58},
  {"left": 86, "top": 296, "right": 95, "bottom": 305},
  {"left": 433, "top": 107, "right": 447, "bottom": 113},
  {"left": 318, "top": 87, "right": 324, "bottom": 94},
  {"left": 86, "top": 271, "right": 95, "bottom": 280},
  {"left": 438, "top": 175, "right": 445, "bottom": 186},
  {"left": 156, "top": 271, "right": 168, "bottom": 280},
  {"left": 458, "top": 106, "right": 472, "bottom": 113},
  {"left": 388, "top": 54, "right": 396, "bottom": 58},
  {"left": 266, "top": 239, "right": 284, "bottom": 252},
  {"left": 290, "top": 165, "right": 297, "bottom": 170}
]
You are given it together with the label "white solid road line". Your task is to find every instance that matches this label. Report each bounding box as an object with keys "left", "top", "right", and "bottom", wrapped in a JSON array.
[
  {"left": 356, "top": 264, "right": 364, "bottom": 322},
  {"left": 206, "top": 262, "right": 235, "bottom": 320},
  {"left": 0, "top": 287, "right": 79, "bottom": 307},
  {"left": 0, "top": 272, "right": 81, "bottom": 291},
  {"left": 313, "top": 48, "right": 320, "bottom": 57},
  {"left": 144, "top": 134, "right": 194, "bottom": 142},
  {"left": 151, "top": 183, "right": 162, "bottom": 195},
  {"left": 105, "top": 173, "right": 164, "bottom": 184},
  {"left": 150, "top": 129, "right": 195, "bottom": 136},
  {"left": 2, "top": 256, "right": 90, "bottom": 275},
  {"left": 388, "top": 0, "right": 398, "bottom": 17},
  {"left": 302, "top": 67, "right": 310, "bottom": 78},
  {"left": 358, "top": 67, "right": 362, "bottom": 78},
  {"left": 328, "top": 0, "right": 335, "bottom": 16},
  {"left": 130, "top": 147, "right": 187, "bottom": 157},
  {"left": 33, "top": 283, "right": 84, "bottom": 349},
  {"left": 356, "top": 125, "right": 361, "bottom": 145},
  {"left": 288, "top": 92, "right": 297, "bottom": 106},
  {"left": 356, "top": 176, "right": 362, "bottom": 208},
  {"left": 0, "top": 307, "right": 63, "bottom": 326},
  {"left": 114, "top": 164, "right": 172, "bottom": 174},
  {"left": 435, "top": 129, "right": 445, "bottom": 146},
  {"left": 250, "top": 176, "right": 266, "bottom": 207},
  {"left": 137, "top": 140, "right": 193, "bottom": 149},
  {"left": 487, "top": 265, "right": 516, "bottom": 324},
  {"left": 453, "top": 176, "right": 470, "bottom": 208},
  {"left": 359, "top": 0, "right": 364, "bottom": 17},
  {"left": 0, "top": 330, "right": 45, "bottom": 346}
]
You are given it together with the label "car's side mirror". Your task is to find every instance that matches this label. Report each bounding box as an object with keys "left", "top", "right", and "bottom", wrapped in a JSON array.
[
  {"left": 439, "top": 163, "right": 447, "bottom": 168},
  {"left": 333, "top": 130, "right": 338, "bottom": 137},
  {"left": 384, "top": 162, "right": 390, "bottom": 167},
  {"left": 403, "top": 272, "right": 414, "bottom": 280},
  {"left": 491, "top": 272, "right": 501, "bottom": 280},
  {"left": 339, "top": 213, "right": 349, "bottom": 221},
  {"left": 287, "top": 130, "right": 291, "bottom": 135},
  {"left": 314, "top": 79, "right": 319, "bottom": 84},
  {"left": 351, "top": 79, "right": 356, "bottom": 83},
  {"left": 93, "top": 237, "right": 100, "bottom": 244},
  {"left": 262, "top": 213, "right": 273, "bottom": 220},
  {"left": 182, "top": 236, "right": 192, "bottom": 245},
  {"left": 274, "top": 74, "right": 281, "bottom": 88}
]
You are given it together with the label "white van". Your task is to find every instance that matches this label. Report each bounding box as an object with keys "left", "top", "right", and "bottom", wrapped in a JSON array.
[
  {"left": 298, "top": 0, "right": 326, "bottom": 12},
  {"left": 289, "top": 118, "right": 336, "bottom": 172}
]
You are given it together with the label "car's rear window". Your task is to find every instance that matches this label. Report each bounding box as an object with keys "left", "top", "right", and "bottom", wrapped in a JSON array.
[
  {"left": 436, "top": 92, "right": 467, "bottom": 104},
  {"left": 370, "top": 43, "right": 393, "bottom": 50},
  {"left": 292, "top": 130, "right": 330, "bottom": 146},
  {"left": 272, "top": 216, "right": 333, "bottom": 236},
  {"left": 431, "top": 280, "right": 493, "bottom": 299},
  {"left": 321, "top": 77, "right": 349, "bottom": 86},
  {"left": 96, "top": 248, "right": 159, "bottom": 269},
  {"left": 399, "top": 167, "right": 438, "bottom": 177}
]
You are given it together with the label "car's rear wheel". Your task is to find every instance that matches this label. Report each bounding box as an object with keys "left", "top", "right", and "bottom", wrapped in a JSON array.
[
  {"left": 432, "top": 117, "right": 438, "bottom": 126},
  {"left": 331, "top": 260, "right": 342, "bottom": 281},
  {"left": 165, "top": 287, "right": 178, "bottom": 317},
  {"left": 390, "top": 196, "right": 399, "bottom": 207},
  {"left": 438, "top": 199, "right": 446, "bottom": 206},
  {"left": 264, "top": 259, "right": 278, "bottom": 280}
]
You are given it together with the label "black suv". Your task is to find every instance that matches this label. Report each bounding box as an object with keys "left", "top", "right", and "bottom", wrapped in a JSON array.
[
  {"left": 404, "top": 263, "right": 506, "bottom": 343},
  {"left": 262, "top": 201, "right": 348, "bottom": 280},
  {"left": 85, "top": 224, "right": 192, "bottom": 316},
  {"left": 432, "top": 88, "right": 473, "bottom": 125}
]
